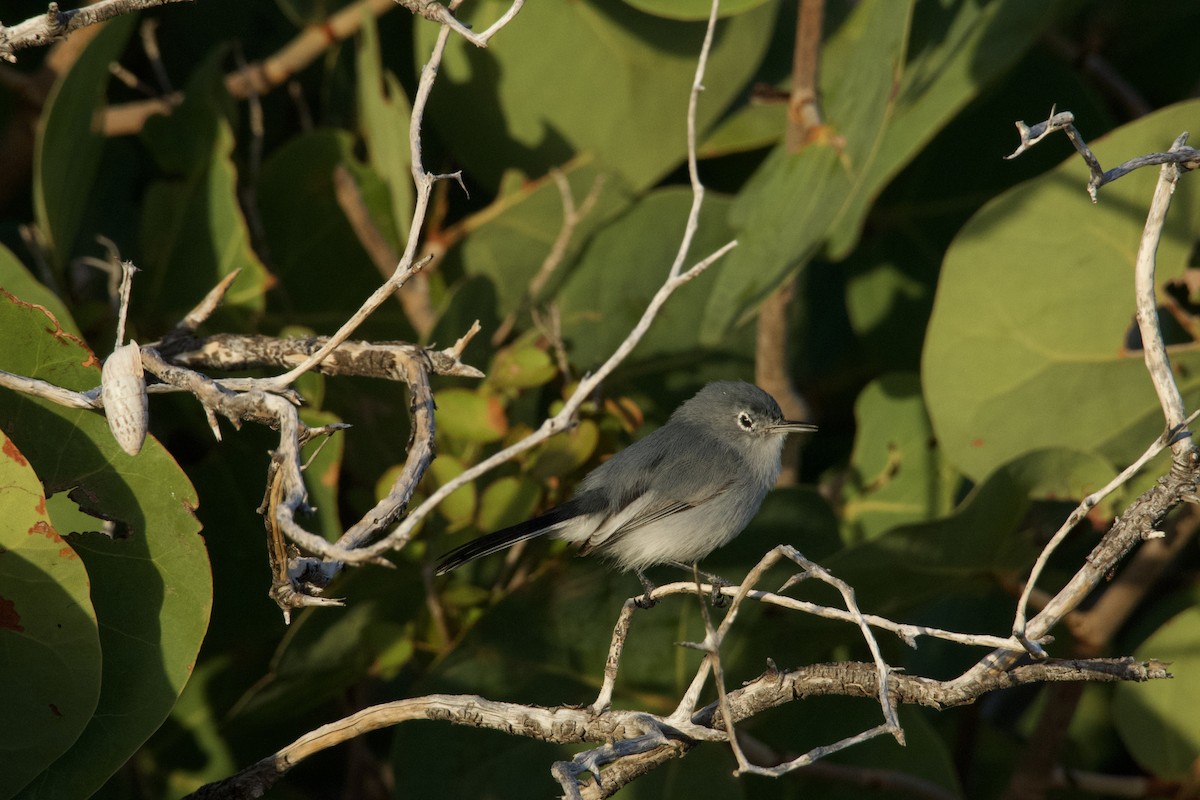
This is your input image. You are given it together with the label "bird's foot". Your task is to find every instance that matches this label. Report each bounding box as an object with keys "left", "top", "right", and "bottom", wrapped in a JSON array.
[
  {"left": 708, "top": 576, "right": 731, "bottom": 608},
  {"left": 635, "top": 570, "right": 658, "bottom": 609}
]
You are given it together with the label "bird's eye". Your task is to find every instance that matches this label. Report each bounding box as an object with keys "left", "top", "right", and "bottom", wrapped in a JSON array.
[{"left": 737, "top": 411, "right": 754, "bottom": 430}]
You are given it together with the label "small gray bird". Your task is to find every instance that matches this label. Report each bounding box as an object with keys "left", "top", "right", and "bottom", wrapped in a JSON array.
[{"left": 435, "top": 381, "right": 816, "bottom": 605}]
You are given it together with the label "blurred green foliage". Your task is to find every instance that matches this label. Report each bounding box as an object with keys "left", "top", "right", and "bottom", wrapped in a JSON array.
[{"left": 0, "top": 0, "right": 1198, "bottom": 797}]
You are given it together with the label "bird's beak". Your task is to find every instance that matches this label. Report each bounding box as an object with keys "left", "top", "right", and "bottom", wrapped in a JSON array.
[{"left": 771, "top": 420, "right": 817, "bottom": 434}]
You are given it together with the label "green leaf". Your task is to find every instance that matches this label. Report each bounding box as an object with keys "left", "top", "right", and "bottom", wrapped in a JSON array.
[
  {"left": 528, "top": 420, "right": 599, "bottom": 482},
  {"left": 557, "top": 188, "right": 750, "bottom": 369},
  {"left": 844, "top": 230, "right": 940, "bottom": 372},
  {"left": 0, "top": 245, "right": 78, "bottom": 336},
  {"left": 258, "top": 130, "right": 408, "bottom": 335},
  {"left": 823, "top": 0, "right": 1073, "bottom": 256},
  {"left": 457, "top": 159, "right": 632, "bottom": 318},
  {"left": 357, "top": 11, "right": 413, "bottom": 243},
  {"left": 430, "top": 455, "right": 477, "bottom": 525},
  {"left": 818, "top": 449, "right": 1110, "bottom": 619},
  {"left": 841, "top": 373, "right": 956, "bottom": 543},
  {"left": 704, "top": 0, "right": 912, "bottom": 337},
  {"left": 698, "top": 101, "right": 786, "bottom": 158},
  {"left": 0, "top": 294, "right": 210, "bottom": 799},
  {"left": 229, "top": 566, "right": 424, "bottom": 725},
  {"left": 477, "top": 475, "right": 543, "bottom": 532},
  {"left": 417, "top": 0, "right": 776, "bottom": 191},
  {"left": 707, "top": 0, "right": 1072, "bottom": 337},
  {"left": 138, "top": 47, "right": 270, "bottom": 323},
  {"left": 152, "top": 656, "right": 239, "bottom": 795},
  {"left": 1114, "top": 606, "right": 1200, "bottom": 780},
  {"left": 435, "top": 388, "right": 508, "bottom": 444},
  {"left": 620, "top": 0, "right": 771, "bottom": 22},
  {"left": 487, "top": 340, "right": 558, "bottom": 391},
  {"left": 923, "top": 101, "right": 1200, "bottom": 482},
  {"left": 34, "top": 16, "right": 135, "bottom": 273},
  {"left": 0, "top": 432, "right": 101, "bottom": 799}
]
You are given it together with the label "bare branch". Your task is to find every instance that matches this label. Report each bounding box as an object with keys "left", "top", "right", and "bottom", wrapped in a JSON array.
[
  {"left": 493, "top": 168, "right": 608, "bottom": 345},
  {"left": 957, "top": 446, "right": 1198, "bottom": 683},
  {"left": 1134, "top": 133, "right": 1196, "bottom": 455},
  {"left": 1012, "top": 410, "right": 1200, "bottom": 651},
  {"left": 185, "top": 656, "right": 1167, "bottom": 800},
  {"left": 156, "top": 332, "right": 482, "bottom": 380},
  {"left": 1005, "top": 108, "right": 1200, "bottom": 201},
  {"left": 394, "top": 0, "right": 524, "bottom": 48},
  {"left": 0, "top": 0, "right": 194, "bottom": 63}
]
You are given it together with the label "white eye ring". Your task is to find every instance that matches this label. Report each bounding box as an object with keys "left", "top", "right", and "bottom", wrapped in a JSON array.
[{"left": 737, "top": 411, "right": 754, "bottom": 430}]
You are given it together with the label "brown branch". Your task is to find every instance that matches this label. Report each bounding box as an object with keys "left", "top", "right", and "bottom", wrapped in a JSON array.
[
  {"left": 332, "top": 165, "right": 436, "bottom": 339},
  {"left": 1002, "top": 505, "right": 1199, "bottom": 800},
  {"left": 100, "top": 0, "right": 400, "bottom": 136},
  {"left": 786, "top": 0, "right": 824, "bottom": 151},
  {"left": 1001, "top": 682, "right": 1085, "bottom": 800},
  {"left": 754, "top": 280, "right": 811, "bottom": 485},
  {"left": 98, "top": 0, "right": 523, "bottom": 136},
  {"left": 1040, "top": 31, "right": 1151, "bottom": 119}
]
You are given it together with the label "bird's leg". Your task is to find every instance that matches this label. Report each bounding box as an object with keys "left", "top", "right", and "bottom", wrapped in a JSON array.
[
  {"left": 665, "top": 560, "right": 731, "bottom": 607},
  {"left": 634, "top": 570, "right": 657, "bottom": 609}
]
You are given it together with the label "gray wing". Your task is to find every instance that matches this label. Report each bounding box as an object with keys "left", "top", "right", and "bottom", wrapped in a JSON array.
[{"left": 573, "top": 421, "right": 737, "bottom": 554}]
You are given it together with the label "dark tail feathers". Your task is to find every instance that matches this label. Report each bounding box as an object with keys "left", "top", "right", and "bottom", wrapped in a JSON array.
[{"left": 434, "top": 506, "right": 576, "bottom": 575}]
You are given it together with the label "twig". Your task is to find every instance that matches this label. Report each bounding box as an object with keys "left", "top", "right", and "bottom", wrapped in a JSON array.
[
  {"left": 157, "top": 331, "right": 483, "bottom": 380},
  {"left": 246, "top": 0, "right": 504, "bottom": 392},
  {"left": 0, "top": 0, "right": 193, "bottom": 63},
  {"left": 589, "top": 570, "right": 1035, "bottom": 718},
  {"left": 1071, "top": 505, "right": 1199, "bottom": 655},
  {"left": 333, "top": 349, "right": 438, "bottom": 550},
  {"left": 394, "top": 0, "right": 524, "bottom": 48},
  {"left": 1039, "top": 32, "right": 1150, "bottom": 119},
  {"left": 492, "top": 169, "right": 607, "bottom": 345},
  {"left": 706, "top": 548, "right": 903, "bottom": 778},
  {"left": 138, "top": 17, "right": 171, "bottom": 94},
  {"left": 1005, "top": 108, "right": 1200, "bottom": 201},
  {"left": 233, "top": 42, "right": 270, "bottom": 268},
  {"left": 141, "top": 348, "right": 373, "bottom": 584},
  {"left": 1010, "top": 124, "right": 1200, "bottom": 653},
  {"left": 0, "top": 367, "right": 100, "bottom": 409}
]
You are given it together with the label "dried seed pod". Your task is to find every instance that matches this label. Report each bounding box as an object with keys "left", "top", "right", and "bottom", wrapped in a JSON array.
[{"left": 102, "top": 342, "right": 148, "bottom": 456}]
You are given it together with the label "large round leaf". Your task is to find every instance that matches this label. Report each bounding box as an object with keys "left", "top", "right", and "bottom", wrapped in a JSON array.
[
  {"left": 0, "top": 294, "right": 211, "bottom": 798},
  {"left": 417, "top": 0, "right": 777, "bottom": 192},
  {"left": 0, "top": 432, "right": 101, "bottom": 798},
  {"left": 924, "top": 101, "right": 1200, "bottom": 481}
]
